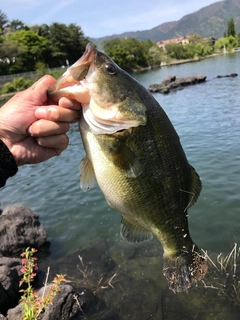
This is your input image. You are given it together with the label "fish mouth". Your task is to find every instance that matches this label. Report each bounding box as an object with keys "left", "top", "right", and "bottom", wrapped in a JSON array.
[
  {"left": 47, "top": 43, "right": 96, "bottom": 101},
  {"left": 48, "top": 43, "right": 146, "bottom": 135}
]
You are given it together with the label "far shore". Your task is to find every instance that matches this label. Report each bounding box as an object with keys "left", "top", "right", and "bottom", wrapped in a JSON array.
[{"left": 1, "top": 50, "right": 239, "bottom": 104}]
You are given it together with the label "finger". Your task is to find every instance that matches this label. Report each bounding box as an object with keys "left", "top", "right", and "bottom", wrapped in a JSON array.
[
  {"left": 31, "top": 75, "right": 56, "bottom": 90},
  {"left": 58, "top": 97, "right": 81, "bottom": 110},
  {"left": 35, "top": 106, "right": 80, "bottom": 122},
  {"left": 29, "top": 75, "right": 57, "bottom": 105},
  {"left": 36, "top": 134, "right": 69, "bottom": 152},
  {"left": 29, "top": 120, "right": 69, "bottom": 137}
]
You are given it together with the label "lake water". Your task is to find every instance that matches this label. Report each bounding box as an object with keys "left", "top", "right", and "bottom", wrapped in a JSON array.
[{"left": 1, "top": 53, "right": 240, "bottom": 319}]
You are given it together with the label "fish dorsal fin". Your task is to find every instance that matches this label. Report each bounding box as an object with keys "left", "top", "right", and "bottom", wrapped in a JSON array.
[
  {"left": 99, "top": 136, "right": 142, "bottom": 178},
  {"left": 79, "top": 156, "right": 96, "bottom": 192},
  {"left": 120, "top": 215, "right": 153, "bottom": 243},
  {"left": 185, "top": 165, "right": 202, "bottom": 210}
]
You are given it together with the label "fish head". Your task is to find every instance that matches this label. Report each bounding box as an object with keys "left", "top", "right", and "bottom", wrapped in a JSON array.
[{"left": 48, "top": 43, "right": 147, "bottom": 134}]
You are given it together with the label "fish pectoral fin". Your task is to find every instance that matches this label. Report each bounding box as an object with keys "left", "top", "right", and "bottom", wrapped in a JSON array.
[
  {"left": 114, "top": 143, "right": 142, "bottom": 178},
  {"left": 101, "top": 137, "right": 142, "bottom": 178},
  {"left": 185, "top": 165, "right": 202, "bottom": 210},
  {"left": 120, "top": 215, "right": 153, "bottom": 243},
  {"left": 79, "top": 156, "right": 96, "bottom": 192}
]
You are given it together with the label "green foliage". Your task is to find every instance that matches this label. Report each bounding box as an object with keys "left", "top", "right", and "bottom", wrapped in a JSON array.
[
  {"left": 147, "top": 45, "right": 163, "bottom": 67},
  {"left": 0, "top": 9, "right": 8, "bottom": 34},
  {"left": 1, "top": 77, "right": 33, "bottom": 94},
  {"left": 7, "top": 19, "right": 28, "bottom": 32},
  {"left": 35, "top": 61, "right": 49, "bottom": 77},
  {"left": 165, "top": 42, "right": 213, "bottom": 60},
  {"left": 13, "top": 77, "right": 32, "bottom": 90},
  {"left": 1, "top": 82, "right": 15, "bottom": 94},
  {"left": 49, "top": 69, "right": 66, "bottom": 79},
  {"left": 19, "top": 247, "right": 66, "bottom": 320},
  {"left": 0, "top": 21, "right": 88, "bottom": 75},
  {"left": 1, "top": 29, "right": 49, "bottom": 73},
  {"left": 214, "top": 36, "right": 238, "bottom": 51},
  {"left": 45, "top": 23, "right": 88, "bottom": 67},
  {"left": 227, "top": 18, "right": 236, "bottom": 37},
  {"left": 237, "top": 33, "right": 240, "bottom": 46},
  {"left": 103, "top": 38, "right": 158, "bottom": 70}
]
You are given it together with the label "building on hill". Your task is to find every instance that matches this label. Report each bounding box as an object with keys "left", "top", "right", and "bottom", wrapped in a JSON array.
[{"left": 157, "top": 36, "right": 189, "bottom": 50}]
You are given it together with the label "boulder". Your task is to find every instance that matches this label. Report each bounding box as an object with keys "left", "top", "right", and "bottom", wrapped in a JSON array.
[
  {"left": 0, "top": 257, "right": 22, "bottom": 314},
  {"left": 149, "top": 74, "right": 206, "bottom": 94},
  {"left": 217, "top": 73, "right": 238, "bottom": 78},
  {"left": 7, "top": 284, "right": 94, "bottom": 320},
  {"left": 161, "top": 75, "right": 176, "bottom": 86},
  {"left": 0, "top": 205, "right": 47, "bottom": 257}
]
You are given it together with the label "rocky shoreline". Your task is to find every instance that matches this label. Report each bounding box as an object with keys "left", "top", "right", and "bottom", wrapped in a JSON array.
[
  {"left": 0, "top": 205, "right": 89, "bottom": 319},
  {"left": 1, "top": 205, "right": 240, "bottom": 319}
]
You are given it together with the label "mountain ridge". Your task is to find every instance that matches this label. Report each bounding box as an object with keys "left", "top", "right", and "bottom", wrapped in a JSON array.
[{"left": 90, "top": 0, "right": 240, "bottom": 46}]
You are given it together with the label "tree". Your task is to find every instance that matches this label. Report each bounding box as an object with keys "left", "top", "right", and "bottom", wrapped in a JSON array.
[
  {"left": 46, "top": 23, "right": 88, "bottom": 67},
  {"left": 214, "top": 36, "right": 237, "bottom": 52},
  {"left": 147, "top": 46, "right": 163, "bottom": 67},
  {"left": 103, "top": 41, "right": 131, "bottom": 70},
  {"left": 165, "top": 43, "right": 187, "bottom": 59},
  {"left": 4, "top": 29, "right": 49, "bottom": 73},
  {"left": 103, "top": 38, "right": 153, "bottom": 70},
  {"left": 227, "top": 18, "right": 236, "bottom": 37},
  {"left": 188, "top": 33, "right": 204, "bottom": 44},
  {"left": 237, "top": 32, "right": 240, "bottom": 47},
  {"left": 0, "top": 37, "right": 25, "bottom": 74},
  {"left": 0, "top": 9, "right": 8, "bottom": 34},
  {"left": 7, "top": 19, "right": 28, "bottom": 32}
]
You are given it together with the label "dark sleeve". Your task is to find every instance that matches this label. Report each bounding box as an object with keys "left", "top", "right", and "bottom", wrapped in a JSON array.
[{"left": 0, "top": 139, "right": 18, "bottom": 188}]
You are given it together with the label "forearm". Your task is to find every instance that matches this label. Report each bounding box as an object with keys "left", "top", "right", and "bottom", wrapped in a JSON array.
[{"left": 0, "top": 140, "right": 18, "bottom": 188}]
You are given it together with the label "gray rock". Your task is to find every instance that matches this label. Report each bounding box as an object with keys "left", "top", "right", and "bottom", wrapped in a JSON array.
[
  {"left": 149, "top": 74, "right": 206, "bottom": 94},
  {"left": 6, "top": 304, "right": 22, "bottom": 320},
  {"left": 161, "top": 75, "right": 176, "bottom": 86},
  {"left": 0, "top": 257, "right": 22, "bottom": 314},
  {"left": 7, "top": 284, "right": 90, "bottom": 320},
  {"left": 38, "top": 284, "right": 88, "bottom": 320},
  {"left": 217, "top": 73, "right": 238, "bottom": 78},
  {"left": 0, "top": 205, "right": 47, "bottom": 257}
]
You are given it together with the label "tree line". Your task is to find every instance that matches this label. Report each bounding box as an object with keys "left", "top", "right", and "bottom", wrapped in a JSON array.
[
  {"left": 0, "top": 10, "right": 89, "bottom": 75},
  {"left": 0, "top": 9, "right": 239, "bottom": 79}
]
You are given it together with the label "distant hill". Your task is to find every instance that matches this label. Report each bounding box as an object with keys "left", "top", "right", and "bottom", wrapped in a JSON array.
[{"left": 90, "top": 0, "right": 240, "bottom": 46}]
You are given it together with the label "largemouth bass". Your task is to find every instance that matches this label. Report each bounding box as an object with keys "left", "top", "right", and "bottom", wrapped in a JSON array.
[{"left": 48, "top": 43, "right": 207, "bottom": 292}]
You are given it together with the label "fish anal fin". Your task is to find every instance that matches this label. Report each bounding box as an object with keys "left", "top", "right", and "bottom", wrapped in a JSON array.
[
  {"left": 79, "top": 156, "right": 96, "bottom": 192},
  {"left": 120, "top": 215, "right": 153, "bottom": 243}
]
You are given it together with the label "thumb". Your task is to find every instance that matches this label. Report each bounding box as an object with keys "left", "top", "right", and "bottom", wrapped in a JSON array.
[{"left": 28, "top": 75, "right": 57, "bottom": 105}]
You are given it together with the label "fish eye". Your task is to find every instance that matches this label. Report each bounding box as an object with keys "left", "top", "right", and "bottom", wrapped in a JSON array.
[{"left": 105, "top": 63, "right": 116, "bottom": 75}]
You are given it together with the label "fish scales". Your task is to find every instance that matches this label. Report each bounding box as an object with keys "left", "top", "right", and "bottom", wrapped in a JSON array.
[{"left": 48, "top": 43, "right": 207, "bottom": 292}]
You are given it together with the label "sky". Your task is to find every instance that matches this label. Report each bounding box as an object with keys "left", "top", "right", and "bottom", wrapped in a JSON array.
[{"left": 2, "top": 0, "right": 221, "bottom": 38}]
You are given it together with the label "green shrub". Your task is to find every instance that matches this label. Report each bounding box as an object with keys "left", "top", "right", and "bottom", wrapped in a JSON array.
[{"left": 1, "top": 82, "right": 16, "bottom": 94}]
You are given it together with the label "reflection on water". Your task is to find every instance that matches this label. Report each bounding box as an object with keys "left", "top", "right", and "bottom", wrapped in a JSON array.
[{"left": 1, "top": 53, "right": 240, "bottom": 319}]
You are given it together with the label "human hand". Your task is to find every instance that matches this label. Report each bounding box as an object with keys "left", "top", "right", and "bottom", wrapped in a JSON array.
[{"left": 0, "top": 75, "right": 81, "bottom": 166}]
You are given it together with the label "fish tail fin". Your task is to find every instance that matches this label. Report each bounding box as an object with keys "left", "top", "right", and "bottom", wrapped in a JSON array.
[{"left": 163, "top": 245, "right": 207, "bottom": 292}]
